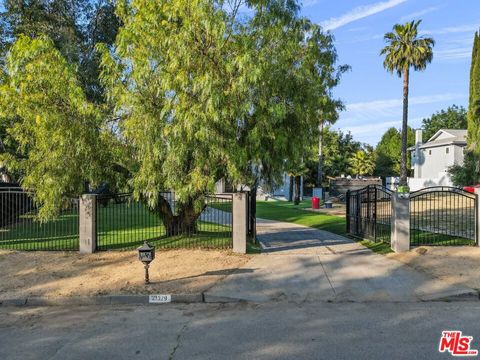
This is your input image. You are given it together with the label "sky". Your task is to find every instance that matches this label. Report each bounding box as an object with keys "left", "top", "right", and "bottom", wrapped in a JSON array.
[{"left": 300, "top": 0, "right": 480, "bottom": 145}]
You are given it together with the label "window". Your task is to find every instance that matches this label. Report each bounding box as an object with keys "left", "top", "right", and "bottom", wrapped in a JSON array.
[
  {"left": 429, "top": 150, "right": 432, "bottom": 155},
  {"left": 446, "top": 147, "right": 449, "bottom": 154}
]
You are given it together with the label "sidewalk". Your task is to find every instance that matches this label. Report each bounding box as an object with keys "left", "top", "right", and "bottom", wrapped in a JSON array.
[{"left": 205, "top": 219, "right": 477, "bottom": 302}]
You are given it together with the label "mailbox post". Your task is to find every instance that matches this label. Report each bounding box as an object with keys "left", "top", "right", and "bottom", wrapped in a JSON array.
[{"left": 137, "top": 241, "right": 155, "bottom": 284}]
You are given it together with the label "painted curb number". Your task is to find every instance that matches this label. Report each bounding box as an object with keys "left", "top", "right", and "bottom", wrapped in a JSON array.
[{"left": 149, "top": 294, "right": 172, "bottom": 304}]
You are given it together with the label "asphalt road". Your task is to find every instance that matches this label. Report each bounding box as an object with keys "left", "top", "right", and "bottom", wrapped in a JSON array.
[{"left": 2, "top": 301, "right": 480, "bottom": 360}]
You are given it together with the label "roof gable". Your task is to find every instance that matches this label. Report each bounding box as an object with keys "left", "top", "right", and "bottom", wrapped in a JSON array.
[{"left": 427, "top": 129, "right": 467, "bottom": 143}]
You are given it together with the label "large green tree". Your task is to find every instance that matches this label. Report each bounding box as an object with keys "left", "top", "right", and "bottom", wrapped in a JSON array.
[
  {"left": 468, "top": 31, "right": 480, "bottom": 158},
  {"left": 374, "top": 126, "right": 414, "bottom": 177},
  {"left": 380, "top": 20, "right": 434, "bottom": 187},
  {"left": 0, "top": 36, "right": 108, "bottom": 218},
  {"left": 0, "top": 0, "right": 345, "bottom": 230},
  {"left": 303, "top": 127, "right": 362, "bottom": 184},
  {"left": 0, "top": 0, "right": 120, "bottom": 103},
  {"left": 421, "top": 105, "right": 467, "bottom": 141},
  {"left": 99, "top": 0, "right": 344, "bottom": 232},
  {"left": 449, "top": 30, "right": 480, "bottom": 187}
]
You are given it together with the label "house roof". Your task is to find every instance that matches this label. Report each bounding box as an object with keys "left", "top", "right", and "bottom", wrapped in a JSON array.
[
  {"left": 428, "top": 129, "right": 467, "bottom": 142},
  {"left": 408, "top": 129, "right": 467, "bottom": 150}
]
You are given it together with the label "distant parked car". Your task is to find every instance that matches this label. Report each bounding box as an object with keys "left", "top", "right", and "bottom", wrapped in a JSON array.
[{"left": 463, "top": 185, "right": 480, "bottom": 193}]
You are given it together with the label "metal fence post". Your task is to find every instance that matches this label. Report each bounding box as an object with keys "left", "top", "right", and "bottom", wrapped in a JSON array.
[
  {"left": 79, "top": 194, "right": 97, "bottom": 253},
  {"left": 346, "top": 190, "right": 350, "bottom": 235},
  {"left": 390, "top": 192, "right": 410, "bottom": 252},
  {"left": 232, "top": 192, "right": 247, "bottom": 254},
  {"left": 474, "top": 189, "right": 480, "bottom": 247}
]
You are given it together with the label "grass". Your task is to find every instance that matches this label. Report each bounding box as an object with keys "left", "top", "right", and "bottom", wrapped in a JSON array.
[
  {"left": 96, "top": 201, "right": 233, "bottom": 250},
  {"left": 0, "top": 211, "right": 79, "bottom": 250},
  {"left": 256, "top": 200, "right": 347, "bottom": 236},
  {"left": 410, "top": 229, "right": 474, "bottom": 246},
  {"left": 256, "top": 200, "right": 396, "bottom": 255},
  {"left": 209, "top": 201, "right": 232, "bottom": 213},
  {"left": 0, "top": 201, "right": 232, "bottom": 251},
  {"left": 359, "top": 239, "right": 393, "bottom": 254}
]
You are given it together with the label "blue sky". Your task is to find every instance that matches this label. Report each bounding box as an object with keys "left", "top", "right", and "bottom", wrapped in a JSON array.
[{"left": 300, "top": 0, "right": 480, "bottom": 145}]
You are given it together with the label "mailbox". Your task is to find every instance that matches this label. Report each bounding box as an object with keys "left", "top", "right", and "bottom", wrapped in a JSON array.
[
  {"left": 137, "top": 241, "right": 155, "bottom": 284},
  {"left": 138, "top": 241, "right": 155, "bottom": 263}
]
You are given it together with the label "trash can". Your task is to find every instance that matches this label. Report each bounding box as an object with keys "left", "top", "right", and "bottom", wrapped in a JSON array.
[
  {"left": 312, "top": 197, "right": 320, "bottom": 209},
  {"left": 325, "top": 201, "right": 333, "bottom": 209}
]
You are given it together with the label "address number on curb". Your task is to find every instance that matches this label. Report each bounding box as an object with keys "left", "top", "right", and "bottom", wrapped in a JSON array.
[{"left": 149, "top": 294, "right": 172, "bottom": 304}]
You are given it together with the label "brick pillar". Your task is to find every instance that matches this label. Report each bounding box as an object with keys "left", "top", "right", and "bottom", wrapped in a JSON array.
[
  {"left": 79, "top": 194, "right": 97, "bottom": 253},
  {"left": 391, "top": 192, "right": 410, "bottom": 253},
  {"left": 233, "top": 192, "right": 247, "bottom": 254}
]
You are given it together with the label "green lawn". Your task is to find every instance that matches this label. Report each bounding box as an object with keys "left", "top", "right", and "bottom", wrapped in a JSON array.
[
  {"left": 255, "top": 200, "right": 396, "bottom": 254},
  {"left": 0, "top": 211, "right": 79, "bottom": 250},
  {"left": 410, "top": 229, "right": 474, "bottom": 246},
  {"left": 96, "top": 201, "right": 232, "bottom": 250},
  {"left": 256, "top": 200, "right": 347, "bottom": 236},
  {"left": 0, "top": 201, "right": 232, "bottom": 251}
]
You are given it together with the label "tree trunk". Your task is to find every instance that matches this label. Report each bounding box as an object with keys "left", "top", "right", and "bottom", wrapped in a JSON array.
[
  {"left": 317, "top": 122, "right": 324, "bottom": 187},
  {"left": 288, "top": 175, "right": 294, "bottom": 202},
  {"left": 153, "top": 194, "right": 204, "bottom": 236},
  {"left": 400, "top": 67, "right": 410, "bottom": 186},
  {"left": 294, "top": 176, "right": 301, "bottom": 205}
]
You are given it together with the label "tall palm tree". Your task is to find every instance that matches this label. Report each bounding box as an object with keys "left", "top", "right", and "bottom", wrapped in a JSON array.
[{"left": 380, "top": 20, "right": 434, "bottom": 187}]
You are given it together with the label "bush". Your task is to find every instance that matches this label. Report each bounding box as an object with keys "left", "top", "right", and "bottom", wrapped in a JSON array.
[{"left": 448, "top": 151, "right": 480, "bottom": 186}]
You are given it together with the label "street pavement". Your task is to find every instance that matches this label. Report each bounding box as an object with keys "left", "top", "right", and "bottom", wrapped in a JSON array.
[
  {"left": 2, "top": 302, "right": 480, "bottom": 359},
  {"left": 205, "top": 219, "right": 476, "bottom": 302}
]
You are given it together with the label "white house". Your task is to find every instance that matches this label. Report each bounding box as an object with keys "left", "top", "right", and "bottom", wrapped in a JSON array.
[{"left": 409, "top": 129, "right": 467, "bottom": 191}]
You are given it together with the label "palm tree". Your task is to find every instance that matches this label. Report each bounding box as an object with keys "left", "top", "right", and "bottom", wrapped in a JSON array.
[{"left": 380, "top": 20, "right": 434, "bottom": 187}]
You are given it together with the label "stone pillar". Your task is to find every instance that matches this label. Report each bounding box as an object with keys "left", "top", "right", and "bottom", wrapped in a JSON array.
[
  {"left": 391, "top": 192, "right": 410, "bottom": 252},
  {"left": 232, "top": 192, "right": 247, "bottom": 254},
  {"left": 474, "top": 188, "right": 480, "bottom": 247},
  {"left": 79, "top": 194, "right": 97, "bottom": 253}
]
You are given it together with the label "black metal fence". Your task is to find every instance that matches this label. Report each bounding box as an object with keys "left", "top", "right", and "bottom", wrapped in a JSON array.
[
  {"left": 346, "top": 185, "right": 392, "bottom": 243},
  {"left": 0, "top": 187, "right": 79, "bottom": 250},
  {"left": 96, "top": 192, "right": 233, "bottom": 250},
  {"left": 410, "top": 187, "right": 477, "bottom": 246}
]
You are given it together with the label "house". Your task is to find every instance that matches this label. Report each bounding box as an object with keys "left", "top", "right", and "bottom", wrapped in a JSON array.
[{"left": 409, "top": 129, "right": 467, "bottom": 191}]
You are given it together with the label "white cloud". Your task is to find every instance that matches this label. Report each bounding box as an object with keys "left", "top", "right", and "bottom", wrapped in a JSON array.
[
  {"left": 435, "top": 47, "right": 472, "bottom": 61},
  {"left": 337, "top": 117, "right": 425, "bottom": 144},
  {"left": 399, "top": 6, "right": 439, "bottom": 22},
  {"left": 302, "top": 0, "right": 321, "bottom": 7},
  {"left": 346, "top": 93, "right": 464, "bottom": 114},
  {"left": 421, "top": 24, "right": 480, "bottom": 35},
  {"left": 320, "top": 0, "right": 407, "bottom": 31},
  {"left": 339, "top": 93, "right": 465, "bottom": 127},
  {"left": 340, "top": 120, "right": 401, "bottom": 135}
]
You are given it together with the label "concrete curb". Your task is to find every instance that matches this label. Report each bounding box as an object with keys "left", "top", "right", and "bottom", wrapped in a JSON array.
[
  {"left": 0, "top": 293, "right": 236, "bottom": 307},
  {"left": 418, "top": 289, "right": 480, "bottom": 302},
  {"left": 2, "top": 289, "right": 478, "bottom": 307},
  {"left": 5, "top": 288, "right": 475, "bottom": 307}
]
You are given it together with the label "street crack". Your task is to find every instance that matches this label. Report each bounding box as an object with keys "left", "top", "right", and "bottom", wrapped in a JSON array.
[{"left": 169, "top": 323, "right": 189, "bottom": 360}]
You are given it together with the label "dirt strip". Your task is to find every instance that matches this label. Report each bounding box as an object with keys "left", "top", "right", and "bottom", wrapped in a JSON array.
[{"left": 0, "top": 249, "right": 249, "bottom": 300}]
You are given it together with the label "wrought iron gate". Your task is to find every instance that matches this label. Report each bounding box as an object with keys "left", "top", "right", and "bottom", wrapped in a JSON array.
[
  {"left": 410, "top": 186, "right": 477, "bottom": 246},
  {"left": 346, "top": 185, "right": 392, "bottom": 243}
]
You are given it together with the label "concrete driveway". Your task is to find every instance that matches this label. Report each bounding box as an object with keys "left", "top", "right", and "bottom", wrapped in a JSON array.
[{"left": 205, "top": 219, "right": 476, "bottom": 302}]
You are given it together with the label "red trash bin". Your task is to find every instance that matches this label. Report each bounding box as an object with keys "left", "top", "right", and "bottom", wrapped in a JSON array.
[{"left": 312, "top": 197, "right": 320, "bottom": 209}]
